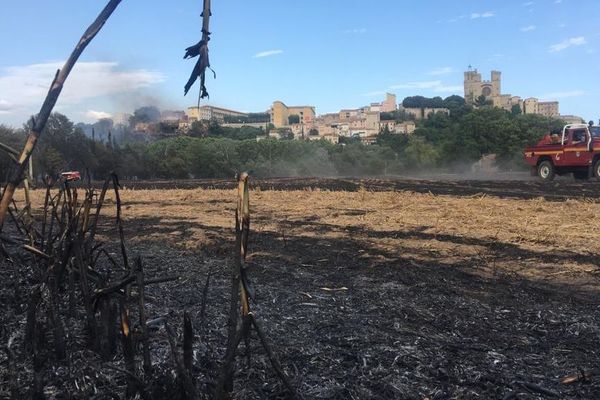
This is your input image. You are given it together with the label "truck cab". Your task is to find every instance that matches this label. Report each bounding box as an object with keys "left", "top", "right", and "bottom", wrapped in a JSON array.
[{"left": 524, "top": 124, "right": 600, "bottom": 181}]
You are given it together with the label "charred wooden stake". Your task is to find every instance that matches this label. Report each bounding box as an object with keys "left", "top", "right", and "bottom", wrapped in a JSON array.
[
  {"left": 215, "top": 315, "right": 252, "bottom": 399},
  {"left": 45, "top": 190, "right": 63, "bottom": 249},
  {"left": 120, "top": 302, "right": 138, "bottom": 399},
  {"left": 85, "top": 175, "right": 111, "bottom": 253},
  {"left": 68, "top": 266, "right": 76, "bottom": 317},
  {"left": 24, "top": 286, "right": 42, "bottom": 351},
  {"left": 165, "top": 321, "right": 198, "bottom": 400},
  {"left": 220, "top": 172, "right": 250, "bottom": 395},
  {"left": 64, "top": 183, "right": 74, "bottom": 223},
  {"left": 561, "top": 368, "right": 600, "bottom": 384},
  {"left": 107, "top": 300, "right": 118, "bottom": 357},
  {"left": 41, "top": 183, "right": 51, "bottom": 252},
  {"left": 76, "top": 244, "right": 97, "bottom": 349},
  {"left": 112, "top": 173, "right": 130, "bottom": 274},
  {"left": 48, "top": 275, "right": 67, "bottom": 359},
  {"left": 99, "top": 292, "right": 118, "bottom": 361},
  {"left": 30, "top": 317, "right": 47, "bottom": 400},
  {"left": 99, "top": 298, "right": 111, "bottom": 360},
  {"left": 135, "top": 256, "right": 152, "bottom": 373},
  {"left": 216, "top": 173, "right": 300, "bottom": 399},
  {"left": 250, "top": 315, "right": 299, "bottom": 398},
  {"left": 199, "top": 266, "right": 212, "bottom": 337}
]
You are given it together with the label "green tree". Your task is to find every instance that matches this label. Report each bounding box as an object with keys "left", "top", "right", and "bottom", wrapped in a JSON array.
[
  {"left": 0, "top": 126, "right": 25, "bottom": 182},
  {"left": 32, "top": 113, "right": 96, "bottom": 176},
  {"left": 377, "top": 132, "right": 409, "bottom": 154},
  {"left": 474, "top": 95, "right": 493, "bottom": 107},
  {"left": 404, "top": 136, "right": 439, "bottom": 168},
  {"left": 189, "top": 120, "right": 209, "bottom": 137},
  {"left": 381, "top": 109, "right": 412, "bottom": 122}
]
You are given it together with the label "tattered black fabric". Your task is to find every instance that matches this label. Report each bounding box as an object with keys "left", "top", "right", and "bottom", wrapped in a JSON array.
[{"left": 184, "top": 0, "right": 215, "bottom": 99}]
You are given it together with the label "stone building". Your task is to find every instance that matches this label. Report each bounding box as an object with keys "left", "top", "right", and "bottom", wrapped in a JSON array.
[
  {"left": 522, "top": 97, "right": 560, "bottom": 117},
  {"left": 186, "top": 105, "right": 247, "bottom": 123},
  {"left": 270, "top": 101, "right": 316, "bottom": 128},
  {"left": 523, "top": 97, "right": 539, "bottom": 114},
  {"left": 338, "top": 108, "right": 363, "bottom": 121},
  {"left": 400, "top": 106, "right": 449, "bottom": 120},
  {"left": 537, "top": 101, "right": 560, "bottom": 117},
  {"left": 380, "top": 120, "right": 416, "bottom": 134},
  {"left": 381, "top": 93, "right": 397, "bottom": 113},
  {"left": 464, "top": 69, "right": 501, "bottom": 104},
  {"left": 464, "top": 69, "right": 521, "bottom": 111},
  {"left": 464, "top": 68, "right": 560, "bottom": 116}
]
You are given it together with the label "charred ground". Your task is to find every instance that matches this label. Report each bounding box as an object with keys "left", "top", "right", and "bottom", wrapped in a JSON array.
[
  {"left": 1, "top": 177, "right": 600, "bottom": 399},
  {"left": 116, "top": 176, "right": 600, "bottom": 201}
]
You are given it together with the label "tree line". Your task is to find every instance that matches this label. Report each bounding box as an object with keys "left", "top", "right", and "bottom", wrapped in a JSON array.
[{"left": 0, "top": 97, "right": 564, "bottom": 182}]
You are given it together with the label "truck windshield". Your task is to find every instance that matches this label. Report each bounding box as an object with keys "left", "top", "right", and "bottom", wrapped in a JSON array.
[{"left": 591, "top": 126, "right": 600, "bottom": 138}]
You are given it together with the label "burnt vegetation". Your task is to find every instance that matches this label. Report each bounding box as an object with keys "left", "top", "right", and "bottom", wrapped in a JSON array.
[
  {"left": 0, "top": 173, "right": 300, "bottom": 399},
  {"left": 1, "top": 176, "right": 600, "bottom": 399}
]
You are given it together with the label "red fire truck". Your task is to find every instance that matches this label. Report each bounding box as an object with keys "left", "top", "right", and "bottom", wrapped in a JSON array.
[
  {"left": 60, "top": 171, "right": 81, "bottom": 182},
  {"left": 524, "top": 124, "right": 600, "bottom": 181}
]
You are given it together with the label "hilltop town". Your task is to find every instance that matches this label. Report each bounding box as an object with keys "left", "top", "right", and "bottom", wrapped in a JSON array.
[
  {"left": 1, "top": 68, "right": 585, "bottom": 181},
  {"left": 89, "top": 69, "right": 583, "bottom": 145}
]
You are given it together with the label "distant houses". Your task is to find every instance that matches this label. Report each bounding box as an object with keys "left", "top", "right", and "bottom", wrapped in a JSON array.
[
  {"left": 265, "top": 93, "right": 416, "bottom": 145},
  {"left": 100, "top": 68, "right": 582, "bottom": 144},
  {"left": 463, "top": 68, "right": 573, "bottom": 120}
]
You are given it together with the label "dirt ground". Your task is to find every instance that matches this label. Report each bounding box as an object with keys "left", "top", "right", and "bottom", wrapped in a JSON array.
[{"left": 2, "top": 178, "right": 600, "bottom": 399}]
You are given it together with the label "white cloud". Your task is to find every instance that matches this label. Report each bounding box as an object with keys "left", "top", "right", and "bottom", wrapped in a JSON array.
[
  {"left": 0, "top": 61, "right": 164, "bottom": 116},
  {"left": 521, "top": 25, "right": 536, "bottom": 32},
  {"left": 344, "top": 28, "right": 367, "bottom": 34},
  {"left": 549, "top": 36, "right": 587, "bottom": 52},
  {"left": 471, "top": 11, "right": 495, "bottom": 19},
  {"left": 539, "top": 90, "right": 585, "bottom": 99},
  {"left": 0, "top": 99, "right": 13, "bottom": 114},
  {"left": 523, "top": 2, "right": 534, "bottom": 6},
  {"left": 252, "top": 50, "right": 283, "bottom": 58},
  {"left": 554, "top": 0, "right": 562, "bottom": 3},
  {"left": 427, "top": 67, "right": 453, "bottom": 76},
  {"left": 85, "top": 110, "right": 112, "bottom": 121}
]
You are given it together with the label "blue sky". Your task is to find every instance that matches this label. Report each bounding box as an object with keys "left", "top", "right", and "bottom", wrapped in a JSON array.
[{"left": 1, "top": 0, "right": 599, "bottom": 126}]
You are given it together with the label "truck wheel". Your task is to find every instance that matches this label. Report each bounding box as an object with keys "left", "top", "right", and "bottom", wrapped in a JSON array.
[
  {"left": 537, "top": 160, "right": 555, "bottom": 181},
  {"left": 594, "top": 159, "right": 600, "bottom": 180}
]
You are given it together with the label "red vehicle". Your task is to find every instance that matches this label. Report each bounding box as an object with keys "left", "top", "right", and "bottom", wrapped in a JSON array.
[
  {"left": 524, "top": 124, "right": 600, "bottom": 181},
  {"left": 60, "top": 171, "right": 81, "bottom": 182}
]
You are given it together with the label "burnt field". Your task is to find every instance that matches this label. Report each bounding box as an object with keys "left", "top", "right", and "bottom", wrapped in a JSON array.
[
  {"left": 117, "top": 175, "right": 600, "bottom": 201},
  {"left": 2, "top": 177, "right": 600, "bottom": 399}
]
